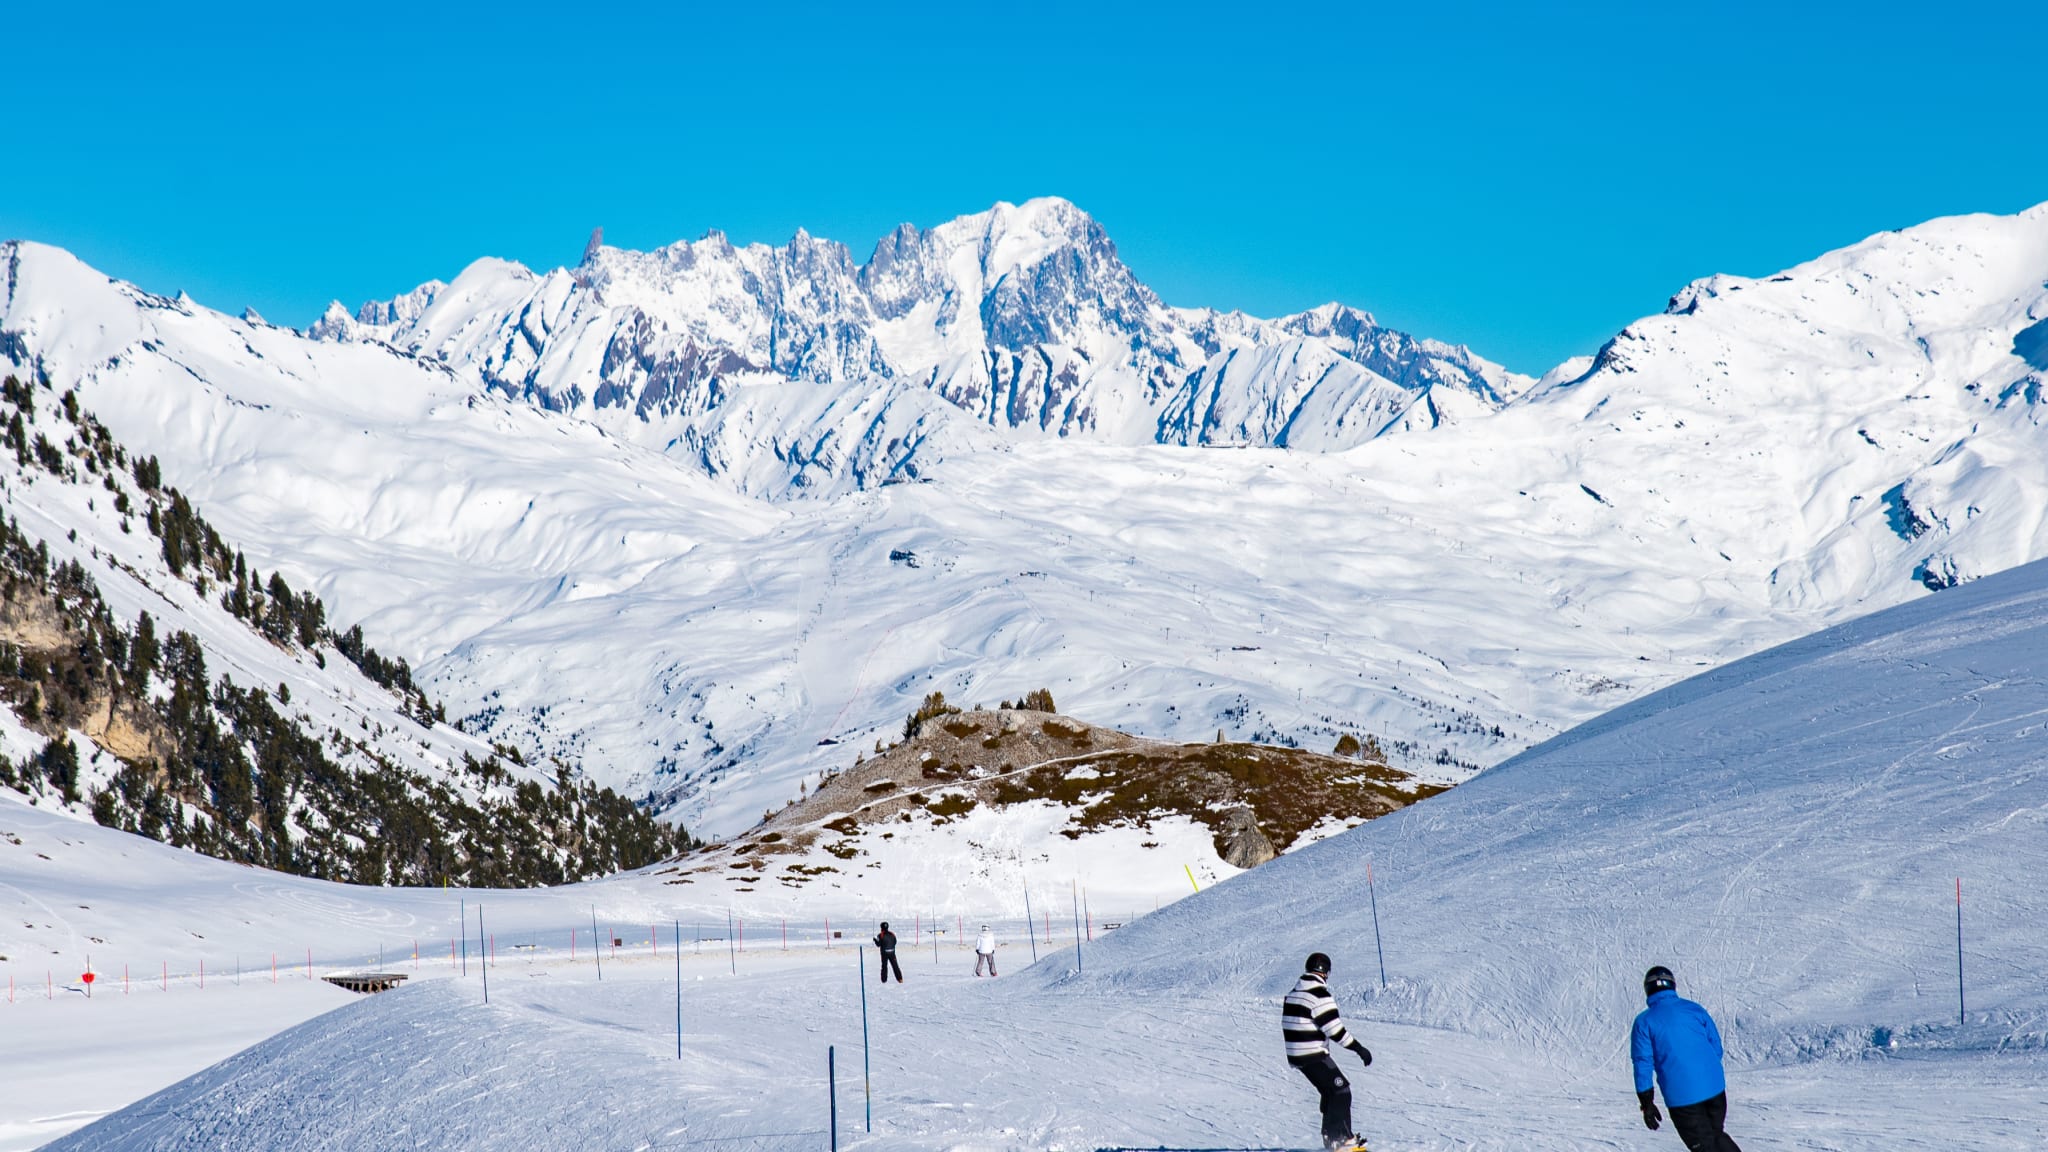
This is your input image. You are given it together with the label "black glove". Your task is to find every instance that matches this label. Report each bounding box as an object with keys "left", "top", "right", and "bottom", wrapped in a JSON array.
[
  {"left": 1348, "top": 1041, "right": 1372, "bottom": 1066},
  {"left": 1637, "top": 1089, "right": 1661, "bottom": 1131}
]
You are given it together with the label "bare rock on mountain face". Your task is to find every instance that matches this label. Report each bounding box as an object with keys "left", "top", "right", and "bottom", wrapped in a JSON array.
[
  {"left": 1217, "top": 805, "right": 1277, "bottom": 868},
  {"left": 699, "top": 710, "right": 1441, "bottom": 887}
]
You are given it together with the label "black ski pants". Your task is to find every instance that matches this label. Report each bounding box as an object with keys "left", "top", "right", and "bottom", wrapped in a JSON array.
[
  {"left": 878, "top": 951, "right": 904, "bottom": 983},
  {"left": 1668, "top": 1093, "right": 1741, "bottom": 1152},
  {"left": 1291, "top": 1054, "right": 1352, "bottom": 1147}
]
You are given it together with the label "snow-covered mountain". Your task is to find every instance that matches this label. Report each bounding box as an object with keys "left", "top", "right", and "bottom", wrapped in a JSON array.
[
  {"left": 0, "top": 313, "right": 686, "bottom": 883},
  {"left": 26, "top": 545, "right": 2048, "bottom": 1152},
  {"left": 3, "top": 199, "right": 2047, "bottom": 843},
  {"left": 311, "top": 198, "right": 1527, "bottom": 495}
]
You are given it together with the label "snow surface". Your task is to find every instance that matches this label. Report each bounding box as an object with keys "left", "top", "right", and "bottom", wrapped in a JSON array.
[{"left": 16, "top": 551, "right": 2048, "bottom": 1150}]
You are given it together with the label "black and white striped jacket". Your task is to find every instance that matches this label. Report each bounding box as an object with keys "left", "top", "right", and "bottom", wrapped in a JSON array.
[{"left": 1282, "top": 972, "right": 1355, "bottom": 1064}]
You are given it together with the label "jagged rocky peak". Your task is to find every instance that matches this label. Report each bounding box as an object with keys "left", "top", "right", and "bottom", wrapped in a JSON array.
[
  {"left": 298, "top": 198, "right": 1536, "bottom": 496},
  {"left": 306, "top": 300, "right": 360, "bottom": 342},
  {"left": 357, "top": 278, "right": 446, "bottom": 327},
  {"left": 1275, "top": 302, "right": 1532, "bottom": 405},
  {"left": 860, "top": 220, "right": 950, "bottom": 322},
  {"left": 857, "top": 196, "right": 1155, "bottom": 355}
]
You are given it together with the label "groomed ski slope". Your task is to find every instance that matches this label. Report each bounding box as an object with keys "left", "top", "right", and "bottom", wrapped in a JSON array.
[{"left": 39, "top": 555, "right": 2048, "bottom": 1150}]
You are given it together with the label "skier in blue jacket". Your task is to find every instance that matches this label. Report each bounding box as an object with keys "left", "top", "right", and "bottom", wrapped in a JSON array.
[{"left": 1630, "top": 966, "right": 1743, "bottom": 1152}]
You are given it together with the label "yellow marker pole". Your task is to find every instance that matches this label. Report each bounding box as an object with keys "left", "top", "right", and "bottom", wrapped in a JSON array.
[{"left": 1185, "top": 865, "right": 1200, "bottom": 893}]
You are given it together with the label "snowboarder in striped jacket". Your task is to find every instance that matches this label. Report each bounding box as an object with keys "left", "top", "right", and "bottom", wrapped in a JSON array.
[{"left": 1283, "top": 952, "right": 1373, "bottom": 1151}]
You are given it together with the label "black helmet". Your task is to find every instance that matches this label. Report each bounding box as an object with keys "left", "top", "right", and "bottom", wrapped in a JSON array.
[
  {"left": 1644, "top": 965, "right": 1676, "bottom": 997},
  {"left": 880, "top": 921, "right": 890, "bottom": 931},
  {"left": 1305, "top": 952, "right": 1333, "bottom": 975}
]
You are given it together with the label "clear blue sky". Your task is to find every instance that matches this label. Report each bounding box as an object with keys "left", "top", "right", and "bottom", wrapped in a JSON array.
[{"left": 5, "top": 1, "right": 2042, "bottom": 374}]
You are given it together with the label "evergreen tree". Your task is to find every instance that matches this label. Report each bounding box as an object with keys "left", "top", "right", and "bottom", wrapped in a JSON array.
[
  {"left": 38, "top": 736, "right": 80, "bottom": 804},
  {"left": 129, "top": 611, "right": 158, "bottom": 684}
]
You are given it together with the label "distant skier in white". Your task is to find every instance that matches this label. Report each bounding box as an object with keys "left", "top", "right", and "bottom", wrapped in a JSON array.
[
  {"left": 974, "top": 924, "right": 998, "bottom": 976},
  {"left": 1282, "top": 952, "right": 1372, "bottom": 1151}
]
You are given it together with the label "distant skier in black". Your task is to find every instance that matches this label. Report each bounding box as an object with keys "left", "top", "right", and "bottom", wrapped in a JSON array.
[
  {"left": 873, "top": 922, "right": 903, "bottom": 983},
  {"left": 1632, "top": 965, "right": 1744, "bottom": 1152},
  {"left": 1283, "top": 952, "right": 1372, "bottom": 1152}
]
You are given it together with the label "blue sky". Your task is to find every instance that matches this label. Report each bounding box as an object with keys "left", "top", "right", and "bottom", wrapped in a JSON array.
[{"left": 5, "top": 1, "right": 2042, "bottom": 374}]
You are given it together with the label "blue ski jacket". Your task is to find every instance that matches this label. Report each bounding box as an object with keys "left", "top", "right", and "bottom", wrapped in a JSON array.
[{"left": 1630, "top": 990, "right": 1727, "bottom": 1107}]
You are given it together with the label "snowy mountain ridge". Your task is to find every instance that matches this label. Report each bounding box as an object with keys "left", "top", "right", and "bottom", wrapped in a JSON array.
[
  {"left": 3, "top": 200, "right": 2048, "bottom": 842},
  {"left": 312, "top": 198, "right": 1528, "bottom": 496}
]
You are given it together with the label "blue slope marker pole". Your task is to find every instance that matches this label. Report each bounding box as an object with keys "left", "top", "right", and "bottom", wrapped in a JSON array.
[
  {"left": 1023, "top": 883, "right": 1038, "bottom": 964},
  {"left": 859, "top": 947, "right": 872, "bottom": 1132},
  {"left": 1071, "top": 879, "right": 1083, "bottom": 974},
  {"left": 1367, "top": 859, "right": 1387, "bottom": 989},
  {"left": 478, "top": 904, "right": 489, "bottom": 1004},
  {"left": 591, "top": 906, "right": 604, "bottom": 981},
  {"left": 459, "top": 898, "right": 466, "bottom": 977},
  {"left": 727, "top": 910, "right": 736, "bottom": 976},
  {"left": 675, "top": 919, "right": 683, "bottom": 1060},
  {"left": 828, "top": 1045, "right": 839, "bottom": 1152},
  {"left": 1956, "top": 878, "right": 1965, "bottom": 1027}
]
